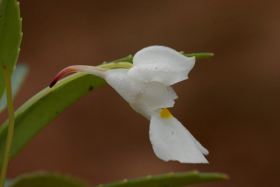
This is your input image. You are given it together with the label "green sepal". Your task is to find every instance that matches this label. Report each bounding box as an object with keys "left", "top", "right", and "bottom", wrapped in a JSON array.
[
  {"left": 184, "top": 53, "right": 214, "bottom": 60},
  {"left": 112, "top": 52, "right": 214, "bottom": 64}
]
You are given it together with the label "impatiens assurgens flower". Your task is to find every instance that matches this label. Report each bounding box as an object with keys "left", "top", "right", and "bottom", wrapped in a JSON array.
[{"left": 49, "top": 46, "right": 209, "bottom": 163}]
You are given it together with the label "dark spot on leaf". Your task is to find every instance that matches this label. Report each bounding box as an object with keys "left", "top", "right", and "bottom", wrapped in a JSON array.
[
  {"left": 56, "top": 111, "right": 59, "bottom": 114},
  {"left": 89, "top": 86, "right": 94, "bottom": 91}
]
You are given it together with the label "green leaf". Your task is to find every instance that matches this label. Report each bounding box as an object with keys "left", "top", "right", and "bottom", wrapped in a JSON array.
[
  {"left": 0, "top": 64, "right": 28, "bottom": 114},
  {"left": 6, "top": 171, "right": 227, "bottom": 187},
  {"left": 0, "top": 0, "right": 22, "bottom": 102},
  {"left": 0, "top": 53, "right": 213, "bottom": 165},
  {"left": 0, "top": 72, "right": 107, "bottom": 166},
  {"left": 7, "top": 171, "right": 90, "bottom": 187},
  {"left": 96, "top": 171, "right": 228, "bottom": 187}
]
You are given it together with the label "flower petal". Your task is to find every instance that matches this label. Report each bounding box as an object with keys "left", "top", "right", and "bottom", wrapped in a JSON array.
[
  {"left": 188, "top": 132, "right": 209, "bottom": 155},
  {"left": 104, "top": 69, "right": 176, "bottom": 119},
  {"left": 167, "top": 86, "right": 178, "bottom": 100},
  {"left": 128, "top": 46, "right": 195, "bottom": 85},
  {"left": 149, "top": 110, "right": 208, "bottom": 163}
]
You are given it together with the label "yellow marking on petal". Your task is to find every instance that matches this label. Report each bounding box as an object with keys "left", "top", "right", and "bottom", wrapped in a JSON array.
[{"left": 160, "top": 108, "right": 172, "bottom": 118}]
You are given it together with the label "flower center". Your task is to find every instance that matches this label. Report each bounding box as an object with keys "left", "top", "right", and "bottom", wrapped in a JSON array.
[{"left": 160, "top": 108, "right": 171, "bottom": 118}]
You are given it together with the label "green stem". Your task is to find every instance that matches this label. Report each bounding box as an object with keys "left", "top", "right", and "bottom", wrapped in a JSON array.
[
  {"left": 0, "top": 64, "right": 15, "bottom": 187},
  {"left": 98, "top": 62, "right": 133, "bottom": 69}
]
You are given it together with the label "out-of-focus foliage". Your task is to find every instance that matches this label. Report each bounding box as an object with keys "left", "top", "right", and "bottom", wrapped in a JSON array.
[
  {"left": 0, "top": 0, "right": 22, "bottom": 102},
  {"left": 0, "top": 64, "right": 28, "bottom": 114},
  {"left": 95, "top": 171, "right": 227, "bottom": 187},
  {"left": 7, "top": 171, "right": 90, "bottom": 187},
  {"left": 6, "top": 171, "right": 227, "bottom": 187}
]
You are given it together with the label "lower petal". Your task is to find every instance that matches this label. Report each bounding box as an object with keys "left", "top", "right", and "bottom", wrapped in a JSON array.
[{"left": 149, "top": 110, "right": 208, "bottom": 163}]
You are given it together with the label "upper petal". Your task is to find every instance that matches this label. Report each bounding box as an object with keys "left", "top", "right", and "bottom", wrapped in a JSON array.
[
  {"left": 149, "top": 110, "right": 208, "bottom": 163},
  {"left": 128, "top": 46, "right": 195, "bottom": 85},
  {"left": 104, "top": 69, "right": 176, "bottom": 119}
]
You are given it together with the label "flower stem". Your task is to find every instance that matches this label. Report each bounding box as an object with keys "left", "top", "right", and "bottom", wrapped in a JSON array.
[
  {"left": 49, "top": 62, "right": 133, "bottom": 88},
  {"left": 98, "top": 62, "right": 133, "bottom": 69},
  {"left": 0, "top": 64, "right": 15, "bottom": 187}
]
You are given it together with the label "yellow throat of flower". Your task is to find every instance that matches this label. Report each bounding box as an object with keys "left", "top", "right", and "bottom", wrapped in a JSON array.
[{"left": 160, "top": 108, "right": 172, "bottom": 118}]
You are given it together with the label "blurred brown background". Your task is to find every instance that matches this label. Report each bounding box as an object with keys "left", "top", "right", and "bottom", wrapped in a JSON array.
[{"left": 1, "top": 0, "right": 280, "bottom": 186}]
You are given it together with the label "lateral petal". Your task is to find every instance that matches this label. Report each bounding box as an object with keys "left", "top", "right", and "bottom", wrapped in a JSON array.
[
  {"left": 149, "top": 110, "right": 208, "bottom": 163},
  {"left": 104, "top": 69, "right": 176, "bottom": 119},
  {"left": 129, "top": 46, "right": 195, "bottom": 85}
]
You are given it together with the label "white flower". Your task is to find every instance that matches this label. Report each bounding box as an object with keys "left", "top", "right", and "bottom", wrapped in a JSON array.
[{"left": 50, "top": 46, "right": 209, "bottom": 163}]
